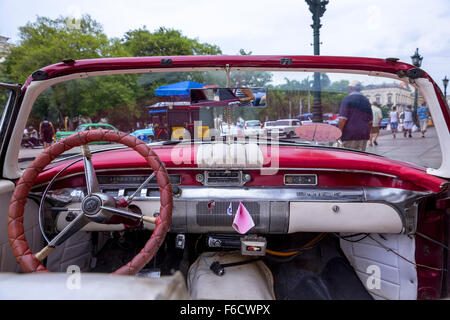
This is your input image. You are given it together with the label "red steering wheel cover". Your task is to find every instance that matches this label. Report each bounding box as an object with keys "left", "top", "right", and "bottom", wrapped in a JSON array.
[{"left": 8, "top": 130, "right": 173, "bottom": 275}]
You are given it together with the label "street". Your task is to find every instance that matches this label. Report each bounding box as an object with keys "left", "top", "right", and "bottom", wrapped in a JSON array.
[
  {"left": 18, "top": 127, "right": 442, "bottom": 170},
  {"left": 367, "top": 126, "right": 441, "bottom": 169}
]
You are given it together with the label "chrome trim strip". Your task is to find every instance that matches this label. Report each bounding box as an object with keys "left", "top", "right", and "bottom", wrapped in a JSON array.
[
  {"left": 203, "top": 170, "right": 245, "bottom": 187},
  {"left": 177, "top": 186, "right": 365, "bottom": 202},
  {"left": 47, "top": 186, "right": 432, "bottom": 235}
]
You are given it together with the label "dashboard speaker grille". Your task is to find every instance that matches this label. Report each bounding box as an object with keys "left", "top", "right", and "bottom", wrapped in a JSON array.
[{"left": 196, "top": 201, "right": 260, "bottom": 226}]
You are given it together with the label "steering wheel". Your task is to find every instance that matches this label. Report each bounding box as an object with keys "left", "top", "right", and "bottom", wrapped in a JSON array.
[{"left": 8, "top": 129, "right": 173, "bottom": 275}]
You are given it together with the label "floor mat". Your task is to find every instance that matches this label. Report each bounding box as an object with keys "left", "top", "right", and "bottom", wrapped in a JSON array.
[{"left": 266, "top": 244, "right": 373, "bottom": 300}]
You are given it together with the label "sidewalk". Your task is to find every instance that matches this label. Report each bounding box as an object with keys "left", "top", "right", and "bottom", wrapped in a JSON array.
[{"left": 367, "top": 126, "right": 441, "bottom": 169}]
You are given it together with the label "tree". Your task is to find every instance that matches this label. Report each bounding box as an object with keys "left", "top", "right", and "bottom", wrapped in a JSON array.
[
  {"left": 1, "top": 15, "right": 123, "bottom": 128},
  {"left": 2, "top": 15, "right": 112, "bottom": 84},
  {"left": 326, "top": 80, "right": 349, "bottom": 93},
  {"left": 123, "top": 27, "right": 222, "bottom": 57},
  {"left": 1, "top": 17, "right": 225, "bottom": 129}
]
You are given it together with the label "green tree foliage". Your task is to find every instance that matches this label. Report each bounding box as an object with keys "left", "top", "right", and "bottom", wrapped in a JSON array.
[
  {"left": 2, "top": 15, "right": 112, "bottom": 84},
  {"left": 259, "top": 74, "right": 348, "bottom": 122},
  {"left": 1, "top": 16, "right": 225, "bottom": 130},
  {"left": 0, "top": 88, "right": 9, "bottom": 115},
  {"left": 123, "top": 27, "right": 222, "bottom": 56}
]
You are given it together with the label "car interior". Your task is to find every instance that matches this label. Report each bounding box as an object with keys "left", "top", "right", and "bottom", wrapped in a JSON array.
[{"left": 0, "top": 56, "right": 449, "bottom": 300}]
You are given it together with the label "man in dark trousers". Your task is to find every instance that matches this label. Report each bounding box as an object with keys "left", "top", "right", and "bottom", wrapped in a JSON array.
[
  {"left": 338, "top": 81, "right": 373, "bottom": 151},
  {"left": 39, "top": 117, "right": 55, "bottom": 148}
]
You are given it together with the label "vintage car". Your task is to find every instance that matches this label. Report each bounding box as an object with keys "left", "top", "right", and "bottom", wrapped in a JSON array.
[
  {"left": 56, "top": 123, "right": 118, "bottom": 142},
  {"left": 264, "top": 119, "right": 301, "bottom": 138},
  {"left": 243, "top": 120, "right": 264, "bottom": 136},
  {"left": 130, "top": 126, "right": 155, "bottom": 143},
  {"left": 0, "top": 55, "right": 449, "bottom": 301}
]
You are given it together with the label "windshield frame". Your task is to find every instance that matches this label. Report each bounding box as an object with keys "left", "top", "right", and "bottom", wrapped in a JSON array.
[{"left": 5, "top": 55, "right": 450, "bottom": 180}]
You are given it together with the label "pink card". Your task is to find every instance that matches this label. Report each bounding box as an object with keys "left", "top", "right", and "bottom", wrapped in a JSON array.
[{"left": 232, "top": 202, "right": 255, "bottom": 234}]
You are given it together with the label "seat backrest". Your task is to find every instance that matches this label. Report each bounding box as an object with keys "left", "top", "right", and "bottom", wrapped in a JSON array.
[{"left": 0, "top": 271, "right": 189, "bottom": 299}]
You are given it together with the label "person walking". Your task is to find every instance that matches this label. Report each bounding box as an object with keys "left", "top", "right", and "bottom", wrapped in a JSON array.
[
  {"left": 403, "top": 106, "right": 414, "bottom": 138},
  {"left": 417, "top": 102, "right": 430, "bottom": 138},
  {"left": 369, "top": 102, "right": 382, "bottom": 146},
  {"left": 338, "top": 81, "right": 373, "bottom": 152},
  {"left": 39, "top": 117, "right": 55, "bottom": 148},
  {"left": 389, "top": 106, "right": 399, "bottom": 139}
]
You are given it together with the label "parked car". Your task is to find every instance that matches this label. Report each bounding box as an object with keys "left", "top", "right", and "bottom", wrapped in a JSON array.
[
  {"left": 264, "top": 119, "right": 301, "bottom": 138},
  {"left": 2, "top": 55, "right": 450, "bottom": 301},
  {"left": 56, "top": 123, "right": 118, "bottom": 143},
  {"left": 380, "top": 118, "right": 389, "bottom": 129},
  {"left": 243, "top": 120, "right": 263, "bottom": 136},
  {"left": 130, "top": 126, "right": 155, "bottom": 143},
  {"left": 220, "top": 122, "right": 243, "bottom": 136},
  {"left": 298, "top": 113, "right": 338, "bottom": 127}
]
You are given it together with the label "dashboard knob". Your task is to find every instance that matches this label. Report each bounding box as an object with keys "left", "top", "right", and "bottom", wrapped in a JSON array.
[{"left": 172, "top": 186, "right": 182, "bottom": 197}]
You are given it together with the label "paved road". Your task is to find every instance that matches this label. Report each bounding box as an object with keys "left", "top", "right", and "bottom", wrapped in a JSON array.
[
  {"left": 18, "top": 127, "right": 442, "bottom": 170},
  {"left": 366, "top": 126, "right": 441, "bottom": 169}
]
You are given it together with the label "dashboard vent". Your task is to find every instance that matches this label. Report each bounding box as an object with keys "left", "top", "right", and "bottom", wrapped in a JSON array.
[
  {"left": 196, "top": 201, "right": 260, "bottom": 226},
  {"left": 204, "top": 170, "right": 243, "bottom": 186}
]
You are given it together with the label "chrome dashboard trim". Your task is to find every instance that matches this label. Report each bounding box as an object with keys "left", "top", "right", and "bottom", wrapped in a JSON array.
[
  {"left": 47, "top": 186, "right": 432, "bottom": 235},
  {"left": 106, "top": 186, "right": 429, "bottom": 204},
  {"left": 203, "top": 170, "right": 246, "bottom": 187},
  {"left": 89, "top": 167, "right": 399, "bottom": 178}
]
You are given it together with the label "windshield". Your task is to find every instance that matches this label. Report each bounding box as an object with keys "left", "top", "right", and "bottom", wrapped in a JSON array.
[
  {"left": 75, "top": 125, "right": 88, "bottom": 132},
  {"left": 271, "top": 120, "right": 290, "bottom": 126},
  {"left": 19, "top": 69, "right": 442, "bottom": 170},
  {"left": 246, "top": 121, "right": 261, "bottom": 127}
]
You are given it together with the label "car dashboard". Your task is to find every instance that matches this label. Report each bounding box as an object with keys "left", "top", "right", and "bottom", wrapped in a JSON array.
[{"left": 38, "top": 168, "right": 432, "bottom": 237}]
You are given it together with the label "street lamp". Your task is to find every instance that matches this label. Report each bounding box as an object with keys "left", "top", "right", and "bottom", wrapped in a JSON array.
[
  {"left": 306, "top": 0, "right": 329, "bottom": 123},
  {"left": 411, "top": 48, "right": 423, "bottom": 68},
  {"left": 411, "top": 48, "right": 423, "bottom": 124},
  {"left": 443, "top": 76, "right": 449, "bottom": 100}
]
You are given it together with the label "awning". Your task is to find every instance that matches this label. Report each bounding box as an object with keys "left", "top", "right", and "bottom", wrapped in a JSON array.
[{"left": 155, "top": 81, "right": 205, "bottom": 96}]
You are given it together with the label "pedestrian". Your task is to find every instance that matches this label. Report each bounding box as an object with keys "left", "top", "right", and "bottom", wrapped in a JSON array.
[
  {"left": 403, "top": 106, "right": 414, "bottom": 138},
  {"left": 24, "top": 125, "right": 40, "bottom": 147},
  {"left": 39, "top": 117, "right": 55, "bottom": 148},
  {"left": 338, "top": 81, "right": 373, "bottom": 151},
  {"left": 389, "top": 106, "right": 399, "bottom": 139},
  {"left": 369, "top": 102, "right": 382, "bottom": 146},
  {"left": 417, "top": 102, "right": 430, "bottom": 138}
]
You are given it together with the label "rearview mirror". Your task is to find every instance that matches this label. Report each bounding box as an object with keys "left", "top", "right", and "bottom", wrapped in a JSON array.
[{"left": 190, "top": 87, "right": 267, "bottom": 108}]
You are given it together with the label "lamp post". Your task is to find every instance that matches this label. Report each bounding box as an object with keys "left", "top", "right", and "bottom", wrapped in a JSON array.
[
  {"left": 443, "top": 76, "right": 449, "bottom": 100},
  {"left": 411, "top": 48, "right": 423, "bottom": 124},
  {"left": 306, "top": 0, "right": 328, "bottom": 123}
]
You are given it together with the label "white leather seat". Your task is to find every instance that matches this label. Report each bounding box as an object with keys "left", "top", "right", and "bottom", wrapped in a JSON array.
[{"left": 0, "top": 271, "right": 189, "bottom": 300}]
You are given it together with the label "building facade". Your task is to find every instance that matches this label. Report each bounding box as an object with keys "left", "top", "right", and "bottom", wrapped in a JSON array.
[{"left": 361, "top": 82, "right": 415, "bottom": 113}]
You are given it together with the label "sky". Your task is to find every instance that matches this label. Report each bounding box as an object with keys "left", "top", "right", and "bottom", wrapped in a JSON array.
[{"left": 1, "top": 0, "right": 449, "bottom": 92}]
